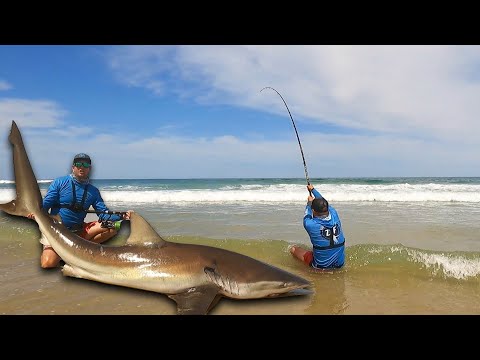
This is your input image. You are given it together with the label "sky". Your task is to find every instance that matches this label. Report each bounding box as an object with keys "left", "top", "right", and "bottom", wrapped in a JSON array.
[{"left": 0, "top": 45, "right": 480, "bottom": 180}]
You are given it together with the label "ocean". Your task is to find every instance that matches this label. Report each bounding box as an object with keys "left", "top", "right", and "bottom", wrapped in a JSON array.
[{"left": 1, "top": 177, "right": 479, "bottom": 315}]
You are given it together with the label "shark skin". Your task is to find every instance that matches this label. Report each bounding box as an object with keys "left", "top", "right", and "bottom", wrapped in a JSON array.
[{"left": 0, "top": 121, "right": 312, "bottom": 315}]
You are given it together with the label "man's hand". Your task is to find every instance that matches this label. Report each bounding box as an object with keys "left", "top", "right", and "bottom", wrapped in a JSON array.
[
  {"left": 307, "top": 184, "right": 314, "bottom": 192},
  {"left": 123, "top": 210, "right": 134, "bottom": 220},
  {"left": 308, "top": 195, "right": 314, "bottom": 202}
]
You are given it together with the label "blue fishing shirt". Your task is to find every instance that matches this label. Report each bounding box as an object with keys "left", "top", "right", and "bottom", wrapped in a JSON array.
[
  {"left": 42, "top": 175, "right": 121, "bottom": 229},
  {"left": 303, "top": 188, "right": 345, "bottom": 269}
]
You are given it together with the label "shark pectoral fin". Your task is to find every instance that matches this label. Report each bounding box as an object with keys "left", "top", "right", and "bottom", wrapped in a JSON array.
[
  {"left": 0, "top": 199, "right": 28, "bottom": 217},
  {"left": 168, "top": 285, "right": 221, "bottom": 315},
  {"left": 125, "top": 212, "right": 167, "bottom": 246}
]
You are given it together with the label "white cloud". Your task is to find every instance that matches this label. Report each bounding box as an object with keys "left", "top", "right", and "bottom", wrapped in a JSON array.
[
  {"left": 2, "top": 127, "right": 479, "bottom": 181},
  {"left": 106, "top": 46, "right": 176, "bottom": 96},
  {"left": 105, "top": 45, "right": 480, "bottom": 144},
  {"left": 3, "top": 46, "right": 480, "bottom": 180},
  {"left": 48, "top": 126, "right": 93, "bottom": 137},
  {"left": 0, "top": 80, "right": 12, "bottom": 91},
  {"left": 0, "top": 98, "right": 67, "bottom": 128}
]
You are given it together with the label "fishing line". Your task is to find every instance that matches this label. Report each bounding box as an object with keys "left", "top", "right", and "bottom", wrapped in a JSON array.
[{"left": 260, "top": 87, "right": 311, "bottom": 193}]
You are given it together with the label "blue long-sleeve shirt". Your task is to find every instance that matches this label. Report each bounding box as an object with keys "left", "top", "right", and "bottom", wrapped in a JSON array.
[
  {"left": 303, "top": 188, "right": 345, "bottom": 268},
  {"left": 43, "top": 175, "right": 121, "bottom": 229}
]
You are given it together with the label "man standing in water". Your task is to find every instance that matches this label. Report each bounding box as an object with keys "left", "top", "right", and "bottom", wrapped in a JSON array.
[{"left": 290, "top": 183, "right": 345, "bottom": 269}]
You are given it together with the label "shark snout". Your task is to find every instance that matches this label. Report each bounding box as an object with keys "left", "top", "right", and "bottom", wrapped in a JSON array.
[
  {"left": 285, "top": 278, "right": 310, "bottom": 289},
  {"left": 285, "top": 276, "right": 312, "bottom": 291},
  {"left": 287, "top": 271, "right": 312, "bottom": 288},
  {"left": 275, "top": 273, "right": 313, "bottom": 296},
  {"left": 257, "top": 272, "right": 312, "bottom": 298}
]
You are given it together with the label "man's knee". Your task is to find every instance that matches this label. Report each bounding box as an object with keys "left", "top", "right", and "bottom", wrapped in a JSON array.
[
  {"left": 104, "top": 227, "right": 117, "bottom": 236},
  {"left": 103, "top": 228, "right": 117, "bottom": 240},
  {"left": 41, "top": 248, "right": 61, "bottom": 268},
  {"left": 91, "top": 228, "right": 117, "bottom": 243}
]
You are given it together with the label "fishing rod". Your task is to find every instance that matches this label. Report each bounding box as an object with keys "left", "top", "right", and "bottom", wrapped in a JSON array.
[
  {"left": 86, "top": 210, "right": 127, "bottom": 216},
  {"left": 260, "top": 86, "right": 312, "bottom": 195},
  {"left": 86, "top": 209, "right": 128, "bottom": 230}
]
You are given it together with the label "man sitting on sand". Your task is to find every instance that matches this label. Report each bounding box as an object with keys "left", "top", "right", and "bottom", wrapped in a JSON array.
[{"left": 28, "top": 153, "right": 133, "bottom": 269}]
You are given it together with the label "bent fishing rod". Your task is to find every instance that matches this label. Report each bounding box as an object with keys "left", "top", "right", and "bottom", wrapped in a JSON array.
[{"left": 260, "top": 86, "right": 312, "bottom": 195}]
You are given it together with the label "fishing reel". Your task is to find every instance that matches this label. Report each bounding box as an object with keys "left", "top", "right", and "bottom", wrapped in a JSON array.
[
  {"left": 86, "top": 209, "right": 126, "bottom": 231},
  {"left": 100, "top": 220, "right": 122, "bottom": 230},
  {"left": 98, "top": 212, "right": 125, "bottom": 231}
]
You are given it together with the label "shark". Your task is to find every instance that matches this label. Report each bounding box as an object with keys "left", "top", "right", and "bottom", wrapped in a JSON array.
[{"left": 0, "top": 121, "right": 312, "bottom": 315}]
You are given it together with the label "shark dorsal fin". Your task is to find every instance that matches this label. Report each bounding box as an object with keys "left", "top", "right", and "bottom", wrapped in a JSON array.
[{"left": 125, "top": 212, "right": 167, "bottom": 246}]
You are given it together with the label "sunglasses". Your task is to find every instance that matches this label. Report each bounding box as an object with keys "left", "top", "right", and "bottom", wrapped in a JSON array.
[{"left": 74, "top": 162, "right": 91, "bottom": 168}]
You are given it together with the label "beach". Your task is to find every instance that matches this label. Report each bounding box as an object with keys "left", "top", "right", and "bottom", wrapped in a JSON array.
[{"left": 1, "top": 178, "right": 479, "bottom": 315}]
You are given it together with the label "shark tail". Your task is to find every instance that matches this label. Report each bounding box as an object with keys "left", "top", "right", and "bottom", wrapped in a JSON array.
[{"left": 0, "top": 121, "right": 43, "bottom": 217}]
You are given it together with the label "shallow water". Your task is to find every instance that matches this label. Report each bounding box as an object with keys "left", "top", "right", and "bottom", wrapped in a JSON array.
[{"left": 1, "top": 211, "right": 479, "bottom": 315}]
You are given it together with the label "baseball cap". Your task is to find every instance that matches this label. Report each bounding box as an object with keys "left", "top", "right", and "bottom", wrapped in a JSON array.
[{"left": 73, "top": 153, "right": 91, "bottom": 164}]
